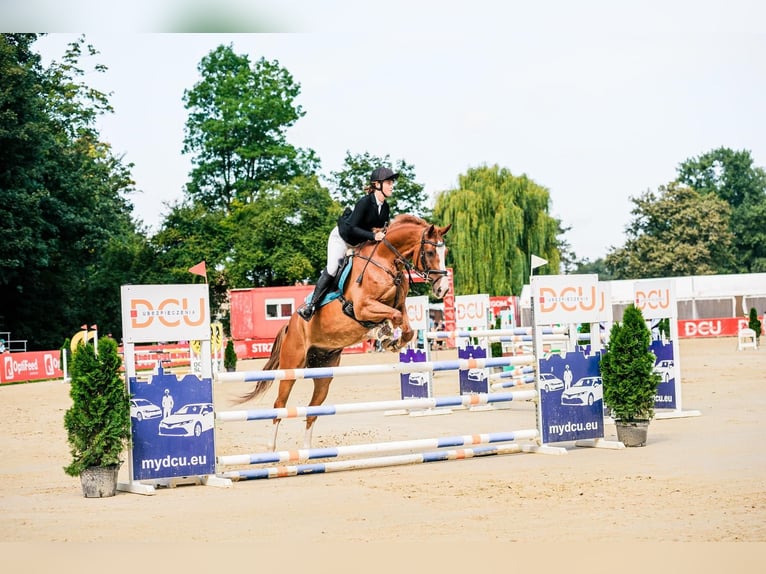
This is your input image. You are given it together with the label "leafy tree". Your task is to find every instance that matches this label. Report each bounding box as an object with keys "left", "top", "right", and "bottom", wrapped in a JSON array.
[
  {"left": 1, "top": 34, "right": 149, "bottom": 349},
  {"left": 605, "top": 182, "right": 734, "bottom": 279},
  {"left": 182, "top": 44, "right": 320, "bottom": 213},
  {"left": 677, "top": 147, "right": 766, "bottom": 272},
  {"left": 572, "top": 257, "right": 614, "bottom": 280},
  {"left": 226, "top": 175, "right": 338, "bottom": 286},
  {"left": 328, "top": 151, "right": 431, "bottom": 217},
  {"left": 431, "top": 165, "right": 561, "bottom": 296}
]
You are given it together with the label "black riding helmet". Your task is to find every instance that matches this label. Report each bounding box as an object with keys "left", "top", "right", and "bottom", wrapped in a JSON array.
[{"left": 370, "top": 166, "right": 399, "bottom": 182}]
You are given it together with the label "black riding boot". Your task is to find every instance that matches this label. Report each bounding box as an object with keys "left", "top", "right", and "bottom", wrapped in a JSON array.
[{"left": 297, "top": 271, "right": 336, "bottom": 321}]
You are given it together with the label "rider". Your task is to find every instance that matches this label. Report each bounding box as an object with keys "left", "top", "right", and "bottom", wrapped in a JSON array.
[{"left": 297, "top": 166, "right": 398, "bottom": 321}]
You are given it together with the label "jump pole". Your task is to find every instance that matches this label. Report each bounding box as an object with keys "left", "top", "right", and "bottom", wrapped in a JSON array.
[
  {"left": 215, "top": 355, "right": 535, "bottom": 384},
  {"left": 216, "top": 389, "right": 537, "bottom": 422},
  {"left": 220, "top": 443, "right": 554, "bottom": 481},
  {"left": 217, "top": 429, "right": 540, "bottom": 466}
]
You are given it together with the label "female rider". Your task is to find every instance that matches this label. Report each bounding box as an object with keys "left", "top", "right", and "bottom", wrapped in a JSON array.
[{"left": 297, "top": 166, "right": 398, "bottom": 321}]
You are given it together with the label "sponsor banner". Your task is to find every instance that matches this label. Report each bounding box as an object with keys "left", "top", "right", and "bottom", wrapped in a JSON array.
[
  {"left": 455, "top": 294, "right": 490, "bottom": 330},
  {"left": 678, "top": 317, "right": 760, "bottom": 338},
  {"left": 539, "top": 351, "right": 604, "bottom": 444},
  {"left": 1, "top": 351, "right": 63, "bottom": 384},
  {"left": 405, "top": 296, "right": 429, "bottom": 331},
  {"left": 634, "top": 279, "right": 676, "bottom": 320},
  {"left": 129, "top": 368, "right": 215, "bottom": 481},
  {"left": 532, "top": 274, "right": 600, "bottom": 325},
  {"left": 234, "top": 338, "right": 371, "bottom": 359},
  {"left": 121, "top": 284, "right": 211, "bottom": 343},
  {"left": 399, "top": 348, "right": 430, "bottom": 399},
  {"left": 651, "top": 339, "right": 677, "bottom": 410},
  {"left": 458, "top": 343, "right": 489, "bottom": 394}
]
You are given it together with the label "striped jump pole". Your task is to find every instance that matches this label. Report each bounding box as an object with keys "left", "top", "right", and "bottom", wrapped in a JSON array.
[
  {"left": 424, "top": 327, "right": 568, "bottom": 339},
  {"left": 217, "top": 429, "right": 539, "bottom": 466},
  {"left": 220, "top": 443, "right": 537, "bottom": 481},
  {"left": 216, "top": 355, "right": 535, "bottom": 384},
  {"left": 216, "top": 389, "right": 537, "bottom": 422}
]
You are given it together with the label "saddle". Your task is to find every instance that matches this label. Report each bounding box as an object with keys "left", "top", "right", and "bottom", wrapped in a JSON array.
[{"left": 302, "top": 253, "right": 381, "bottom": 329}]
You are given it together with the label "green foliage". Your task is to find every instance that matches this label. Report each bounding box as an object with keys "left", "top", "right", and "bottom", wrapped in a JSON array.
[
  {"left": 225, "top": 176, "right": 338, "bottom": 286},
  {"left": 600, "top": 304, "right": 661, "bottom": 422},
  {"left": 328, "top": 151, "right": 431, "bottom": 218},
  {"left": 432, "top": 165, "right": 561, "bottom": 296},
  {"left": 605, "top": 182, "right": 734, "bottom": 279},
  {"left": 1, "top": 34, "right": 151, "bottom": 349},
  {"left": 224, "top": 338, "right": 237, "bottom": 370},
  {"left": 676, "top": 147, "right": 766, "bottom": 273},
  {"left": 657, "top": 318, "right": 671, "bottom": 340},
  {"left": 63, "top": 337, "right": 131, "bottom": 476},
  {"left": 748, "top": 308, "right": 762, "bottom": 341},
  {"left": 182, "top": 44, "right": 319, "bottom": 213}
]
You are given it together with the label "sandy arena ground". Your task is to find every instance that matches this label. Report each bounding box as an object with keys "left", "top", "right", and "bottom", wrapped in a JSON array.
[{"left": 1, "top": 337, "right": 764, "bottom": 569}]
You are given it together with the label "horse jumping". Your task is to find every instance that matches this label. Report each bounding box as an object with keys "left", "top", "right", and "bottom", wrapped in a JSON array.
[{"left": 237, "top": 214, "right": 451, "bottom": 450}]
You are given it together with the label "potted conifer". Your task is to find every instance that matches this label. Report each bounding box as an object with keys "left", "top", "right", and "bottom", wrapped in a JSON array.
[
  {"left": 224, "top": 338, "right": 238, "bottom": 372},
  {"left": 63, "top": 336, "right": 131, "bottom": 497},
  {"left": 600, "top": 304, "right": 662, "bottom": 447},
  {"left": 748, "top": 308, "right": 762, "bottom": 344}
]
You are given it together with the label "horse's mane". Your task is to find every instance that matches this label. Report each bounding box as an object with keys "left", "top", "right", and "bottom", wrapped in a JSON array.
[{"left": 388, "top": 214, "right": 426, "bottom": 228}]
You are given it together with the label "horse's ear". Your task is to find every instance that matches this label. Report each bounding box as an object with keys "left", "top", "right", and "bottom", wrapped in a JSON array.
[{"left": 440, "top": 224, "right": 452, "bottom": 235}]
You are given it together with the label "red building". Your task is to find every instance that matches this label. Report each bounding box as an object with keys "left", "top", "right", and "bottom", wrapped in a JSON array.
[{"left": 229, "top": 285, "right": 370, "bottom": 359}]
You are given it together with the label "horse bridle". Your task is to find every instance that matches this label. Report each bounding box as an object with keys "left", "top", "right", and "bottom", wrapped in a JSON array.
[
  {"left": 353, "top": 224, "right": 448, "bottom": 293},
  {"left": 381, "top": 226, "right": 448, "bottom": 287}
]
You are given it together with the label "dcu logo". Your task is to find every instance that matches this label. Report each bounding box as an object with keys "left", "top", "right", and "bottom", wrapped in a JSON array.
[
  {"left": 129, "top": 297, "right": 207, "bottom": 329},
  {"left": 635, "top": 288, "right": 672, "bottom": 310},
  {"left": 538, "top": 286, "right": 599, "bottom": 312}
]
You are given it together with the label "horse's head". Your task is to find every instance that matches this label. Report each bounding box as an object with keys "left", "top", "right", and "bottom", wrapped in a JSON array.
[
  {"left": 384, "top": 215, "right": 452, "bottom": 299},
  {"left": 418, "top": 222, "right": 452, "bottom": 299}
]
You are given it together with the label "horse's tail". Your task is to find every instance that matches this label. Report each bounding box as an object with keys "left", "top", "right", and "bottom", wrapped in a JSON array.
[{"left": 235, "top": 324, "right": 288, "bottom": 404}]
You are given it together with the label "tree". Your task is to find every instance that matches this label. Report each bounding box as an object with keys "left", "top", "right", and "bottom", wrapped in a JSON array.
[
  {"left": 328, "top": 151, "right": 431, "bottom": 217},
  {"left": 182, "top": 44, "right": 320, "bottom": 213},
  {"left": 677, "top": 148, "right": 766, "bottom": 272},
  {"left": 1, "top": 34, "right": 149, "bottom": 349},
  {"left": 605, "top": 182, "right": 734, "bottom": 279},
  {"left": 431, "top": 165, "right": 561, "bottom": 296},
  {"left": 600, "top": 304, "right": 661, "bottom": 423},
  {"left": 226, "top": 175, "right": 339, "bottom": 287}
]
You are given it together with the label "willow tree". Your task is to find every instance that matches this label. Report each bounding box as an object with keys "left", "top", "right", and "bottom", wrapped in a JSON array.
[{"left": 432, "top": 165, "right": 560, "bottom": 296}]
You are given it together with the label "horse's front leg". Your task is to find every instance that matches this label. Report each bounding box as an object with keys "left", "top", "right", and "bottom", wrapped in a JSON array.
[{"left": 355, "top": 299, "right": 403, "bottom": 326}]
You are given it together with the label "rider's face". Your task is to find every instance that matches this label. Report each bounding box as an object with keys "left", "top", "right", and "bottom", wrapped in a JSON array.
[{"left": 379, "top": 179, "right": 394, "bottom": 197}]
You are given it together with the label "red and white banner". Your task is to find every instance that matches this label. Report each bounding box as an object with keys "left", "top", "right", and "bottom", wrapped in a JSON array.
[
  {"left": 678, "top": 317, "right": 764, "bottom": 338},
  {"left": 1, "top": 351, "right": 63, "bottom": 384}
]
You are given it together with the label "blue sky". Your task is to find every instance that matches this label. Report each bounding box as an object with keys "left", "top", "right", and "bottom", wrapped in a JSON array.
[{"left": 19, "top": 1, "right": 766, "bottom": 261}]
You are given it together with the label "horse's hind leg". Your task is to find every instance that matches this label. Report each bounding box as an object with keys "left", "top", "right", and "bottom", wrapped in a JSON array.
[
  {"left": 303, "top": 377, "right": 332, "bottom": 449},
  {"left": 302, "top": 348, "right": 343, "bottom": 449},
  {"left": 269, "top": 379, "right": 297, "bottom": 451}
]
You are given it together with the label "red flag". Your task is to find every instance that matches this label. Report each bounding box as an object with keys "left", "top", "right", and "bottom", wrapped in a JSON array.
[{"left": 188, "top": 261, "right": 207, "bottom": 278}]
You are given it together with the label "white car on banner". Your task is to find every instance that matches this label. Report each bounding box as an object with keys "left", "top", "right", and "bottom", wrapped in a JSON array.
[
  {"left": 560, "top": 376, "right": 603, "bottom": 406},
  {"left": 158, "top": 403, "right": 215, "bottom": 437}
]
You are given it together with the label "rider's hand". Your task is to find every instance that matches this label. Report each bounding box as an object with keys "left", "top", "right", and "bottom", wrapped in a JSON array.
[{"left": 374, "top": 231, "right": 385, "bottom": 241}]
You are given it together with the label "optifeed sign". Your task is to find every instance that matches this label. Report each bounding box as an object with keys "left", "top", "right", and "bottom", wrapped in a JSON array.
[{"left": 121, "top": 284, "right": 211, "bottom": 343}]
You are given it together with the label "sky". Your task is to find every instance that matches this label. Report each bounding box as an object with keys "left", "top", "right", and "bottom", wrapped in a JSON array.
[{"left": 15, "top": 1, "right": 766, "bottom": 262}]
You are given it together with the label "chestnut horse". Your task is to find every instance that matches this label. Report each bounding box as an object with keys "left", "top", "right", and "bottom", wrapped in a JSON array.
[{"left": 237, "top": 214, "right": 451, "bottom": 450}]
